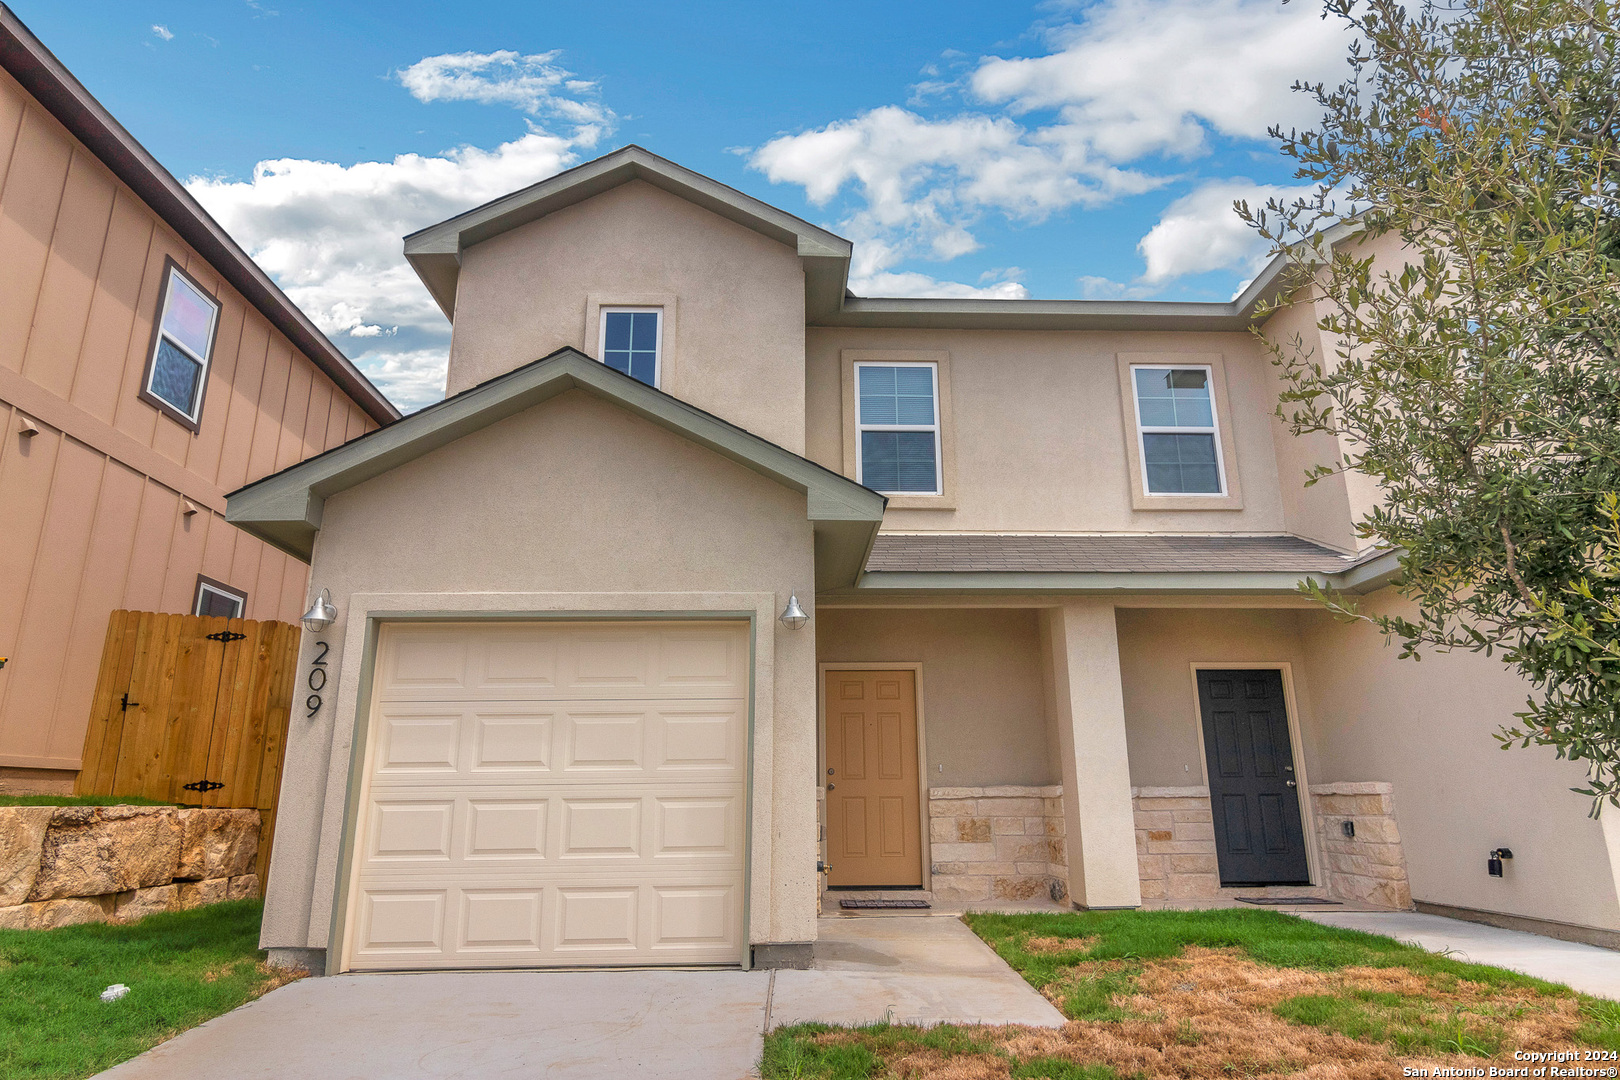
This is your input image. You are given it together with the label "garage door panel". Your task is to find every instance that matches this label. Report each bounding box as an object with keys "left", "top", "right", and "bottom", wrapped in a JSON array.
[{"left": 350, "top": 621, "right": 748, "bottom": 971}]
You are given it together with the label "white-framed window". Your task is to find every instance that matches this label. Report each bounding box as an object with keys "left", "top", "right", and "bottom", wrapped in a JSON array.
[
  {"left": 1130, "top": 365, "right": 1227, "bottom": 495},
  {"left": 142, "top": 262, "right": 220, "bottom": 427},
  {"left": 193, "top": 575, "right": 246, "bottom": 619},
  {"left": 853, "top": 361, "right": 941, "bottom": 495},
  {"left": 598, "top": 307, "right": 662, "bottom": 387}
]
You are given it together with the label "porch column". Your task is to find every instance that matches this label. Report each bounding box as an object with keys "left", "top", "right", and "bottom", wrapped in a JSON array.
[{"left": 1041, "top": 600, "right": 1142, "bottom": 909}]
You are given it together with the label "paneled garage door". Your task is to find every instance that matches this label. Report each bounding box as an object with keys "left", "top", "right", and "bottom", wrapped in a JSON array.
[{"left": 344, "top": 620, "right": 749, "bottom": 971}]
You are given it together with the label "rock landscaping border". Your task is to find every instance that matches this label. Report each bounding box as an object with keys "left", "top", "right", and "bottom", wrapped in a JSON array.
[{"left": 0, "top": 805, "right": 259, "bottom": 930}]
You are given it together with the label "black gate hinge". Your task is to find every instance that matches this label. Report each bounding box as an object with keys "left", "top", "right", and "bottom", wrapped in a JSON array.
[
  {"left": 181, "top": 779, "right": 225, "bottom": 793},
  {"left": 119, "top": 692, "right": 140, "bottom": 712},
  {"left": 205, "top": 630, "right": 247, "bottom": 643}
]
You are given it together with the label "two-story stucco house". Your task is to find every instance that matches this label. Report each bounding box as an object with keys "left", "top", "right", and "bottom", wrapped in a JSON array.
[
  {"left": 228, "top": 146, "right": 1620, "bottom": 975},
  {"left": 0, "top": 7, "right": 398, "bottom": 795}
]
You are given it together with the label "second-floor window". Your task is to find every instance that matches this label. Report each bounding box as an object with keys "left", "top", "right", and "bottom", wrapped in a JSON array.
[
  {"left": 1131, "top": 365, "right": 1226, "bottom": 495},
  {"left": 855, "top": 362, "right": 941, "bottom": 495},
  {"left": 143, "top": 264, "right": 220, "bottom": 427},
  {"left": 599, "top": 308, "right": 662, "bottom": 387}
]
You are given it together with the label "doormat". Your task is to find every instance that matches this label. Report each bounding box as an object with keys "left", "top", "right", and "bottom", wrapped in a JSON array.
[
  {"left": 1235, "top": 897, "right": 1343, "bottom": 906},
  {"left": 839, "top": 899, "right": 931, "bottom": 910}
]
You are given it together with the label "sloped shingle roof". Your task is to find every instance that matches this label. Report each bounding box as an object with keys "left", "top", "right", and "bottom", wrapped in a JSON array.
[{"left": 865, "top": 534, "right": 1363, "bottom": 575}]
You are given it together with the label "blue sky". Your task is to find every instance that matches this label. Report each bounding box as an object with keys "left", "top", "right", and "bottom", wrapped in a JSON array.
[{"left": 11, "top": 0, "right": 1353, "bottom": 410}]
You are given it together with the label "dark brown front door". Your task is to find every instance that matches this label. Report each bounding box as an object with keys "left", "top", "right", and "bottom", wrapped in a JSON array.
[
  {"left": 824, "top": 669, "right": 923, "bottom": 888},
  {"left": 1196, "top": 669, "right": 1310, "bottom": 886}
]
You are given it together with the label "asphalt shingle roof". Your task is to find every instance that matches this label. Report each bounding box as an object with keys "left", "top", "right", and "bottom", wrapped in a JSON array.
[{"left": 864, "top": 534, "right": 1362, "bottom": 575}]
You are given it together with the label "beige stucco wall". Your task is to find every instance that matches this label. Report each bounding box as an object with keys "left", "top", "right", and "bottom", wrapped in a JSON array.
[
  {"left": 1115, "top": 607, "right": 1320, "bottom": 789},
  {"left": 804, "top": 327, "right": 1288, "bottom": 534},
  {"left": 445, "top": 179, "right": 809, "bottom": 454},
  {"left": 260, "top": 388, "right": 820, "bottom": 958},
  {"left": 815, "top": 607, "right": 1055, "bottom": 788},
  {"left": 1297, "top": 590, "right": 1620, "bottom": 932}
]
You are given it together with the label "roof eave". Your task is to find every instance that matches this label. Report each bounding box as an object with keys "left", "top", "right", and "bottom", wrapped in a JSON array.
[{"left": 0, "top": 4, "right": 399, "bottom": 425}]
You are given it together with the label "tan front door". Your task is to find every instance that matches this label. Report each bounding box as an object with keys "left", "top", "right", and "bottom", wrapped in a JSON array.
[{"left": 824, "top": 669, "right": 922, "bottom": 888}]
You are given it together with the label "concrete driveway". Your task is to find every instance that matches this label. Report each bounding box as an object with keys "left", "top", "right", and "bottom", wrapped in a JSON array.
[{"left": 95, "top": 915, "right": 1060, "bottom": 1080}]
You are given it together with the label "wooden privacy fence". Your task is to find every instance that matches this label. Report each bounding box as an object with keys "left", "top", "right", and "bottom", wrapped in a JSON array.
[{"left": 76, "top": 610, "right": 299, "bottom": 891}]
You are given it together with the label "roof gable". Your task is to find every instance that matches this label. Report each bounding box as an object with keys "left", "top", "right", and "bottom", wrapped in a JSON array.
[
  {"left": 404, "top": 146, "right": 853, "bottom": 323},
  {"left": 226, "top": 348, "right": 886, "bottom": 587}
]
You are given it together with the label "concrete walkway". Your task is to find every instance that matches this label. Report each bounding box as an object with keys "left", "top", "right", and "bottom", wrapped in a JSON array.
[
  {"left": 770, "top": 914, "right": 1066, "bottom": 1029},
  {"left": 1299, "top": 911, "right": 1620, "bottom": 999},
  {"left": 95, "top": 914, "right": 1058, "bottom": 1079}
]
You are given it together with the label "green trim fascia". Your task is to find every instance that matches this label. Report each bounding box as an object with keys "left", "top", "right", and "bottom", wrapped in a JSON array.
[
  {"left": 847, "top": 549, "right": 1402, "bottom": 596},
  {"left": 225, "top": 349, "right": 885, "bottom": 584}
]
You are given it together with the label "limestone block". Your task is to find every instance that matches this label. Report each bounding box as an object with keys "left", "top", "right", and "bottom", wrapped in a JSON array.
[
  {"left": 982, "top": 785, "right": 1046, "bottom": 798},
  {"left": 177, "top": 878, "right": 229, "bottom": 910},
  {"left": 930, "top": 861, "right": 970, "bottom": 876},
  {"left": 932, "top": 877, "right": 991, "bottom": 902},
  {"left": 1044, "top": 817, "right": 1065, "bottom": 837},
  {"left": 1166, "top": 873, "right": 1221, "bottom": 899},
  {"left": 1349, "top": 817, "right": 1401, "bottom": 844},
  {"left": 1022, "top": 817, "right": 1046, "bottom": 835},
  {"left": 1138, "top": 855, "right": 1166, "bottom": 880},
  {"left": 1314, "top": 794, "right": 1391, "bottom": 816},
  {"left": 0, "top": 903, "right": 34, "bottom": 929},
  {"left": 1133, "top": 810, "right": 1173, "bottom": 830},
  {"left": 929, "top": 818, "right": 954, "bottom": 843},
  {"left": 227, "top": 874, "right": 260, "bottom": 900},
  {"left": 114, "top": 884, "right": 178, "bottom": 922},
  {"left": 992, "top": 876, "right": 1049, "bottom": 900},
  {"left": 928, "top": 801, "right": 961, "bottom": 818},
  {"left": 1146, "top": 839, "right": 1214, "bottom": 855},
  {"left": 1172, "top": 821, "right": 1215, "bottom": 842},
  {"left": 32, "top": 896, "right": 114, "bottom": 929},
  {"left": 1134, "top": 831, "right": 1148, "bottom": 853},
  {"left": 1135, "top": 797, "right": 1210, "bottom": 811},
  {"left": 0, "top": 807, "right": 53, "bottom": 907},
  {"left": 175, "top": 809, "right": 260, "bottom": 881},
  {"left": 996, "top": 836, "right": 1062, "bottom": 864},
  {"left": 977, "top": 798, "right": 1042, "bottom": 816},
  {"left": 927, "top": 842, "right": 996, "bottom": 862},
  {"left": 1146, "top": 830, "right": 1172, "bottom": 842},
  {"left": 1015, "top": 861, "right": 1052, "bottom": 875},
  {"left": 956, "top": 818, "right": 992, "bottom": 843},
  {"left": 990, "top": 817, "right": 1025, "bottom": 836},
  {"left": 1139, "top": 878, "right": 1167, "bottom": 900},
  {"left": 928, "top": 787, "right": 982, "bottom": 800},
  {"left": 1169, "top": 853, "right": 1219, "bottom": 874},
  {"left": 29, "top": 806, "right": 181, "bottom": 901},
  {"left": 1171, "top": 808, "right": 1213, "bottom": 823}
]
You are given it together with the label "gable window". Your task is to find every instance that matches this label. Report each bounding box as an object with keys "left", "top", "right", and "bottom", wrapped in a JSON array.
[
  {"left": 599, "top": 308, "right": 661, "bottom": 386},
  {"left": 854, "top": 362, "right": 941, "bottom": 495},
  {"left": 1131, "top": 365, "right": 1226, "bottom": 495},
  {"left": 193, "top": 575, "right": 246, "bottom": 619},
  {"left": 142, "top": 263, "right": 220, "bottom": 427}
]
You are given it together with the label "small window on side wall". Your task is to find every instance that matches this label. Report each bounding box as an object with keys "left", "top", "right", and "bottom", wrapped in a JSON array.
[
  {"left": 1131, "top": 365, "right": 1226, "bottom": 495},
  {"left": 855, "top": 362, "right": 941, "bottom": 495},
  {"left": 598, "top": 308, "right": 661, "bottom": 387},
  {"left": 193, "top": 576, "right": 246, "bottom": 619},
  {"left": 142, "top": 263, "right": 220, "bottom": 428}
]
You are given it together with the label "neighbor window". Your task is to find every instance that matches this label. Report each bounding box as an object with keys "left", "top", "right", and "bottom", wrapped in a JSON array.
[
  {"left": 855, "top": 362, "right": 941, "bottom": 495},
  {"left": 1131, "top": 366, "right": 1225, "bottom": 495},
  {"left": 598, "top": 308, "right": 662, "bottom": 386},
  {"left": 193, "top": 576, "right": 246, "bottom": 619},
  {"left": 143, "top": 264, "right": 220, "bottom": 426}
]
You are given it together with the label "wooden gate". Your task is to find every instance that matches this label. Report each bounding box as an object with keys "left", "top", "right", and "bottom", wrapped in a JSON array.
[{"left": 76, "top": 610, "right": 300, "bottom": 891}]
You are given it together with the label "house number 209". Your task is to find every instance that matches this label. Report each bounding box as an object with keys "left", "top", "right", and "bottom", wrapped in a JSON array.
[{"left": 306, "top": 640, "right": 329, "bottom": 718}]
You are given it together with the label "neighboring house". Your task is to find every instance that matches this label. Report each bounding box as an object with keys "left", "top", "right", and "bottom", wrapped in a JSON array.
[
  {"left": 230, "top": 146, "right": 1620, "bottom": 975},
  {"left": 0, "top": 8, "right": 399, "bottom": 794}
]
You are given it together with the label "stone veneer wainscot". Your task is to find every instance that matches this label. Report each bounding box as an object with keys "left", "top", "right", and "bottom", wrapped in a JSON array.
[{"left": 927, "top": 786, "right": 1067, "bottom": 903}]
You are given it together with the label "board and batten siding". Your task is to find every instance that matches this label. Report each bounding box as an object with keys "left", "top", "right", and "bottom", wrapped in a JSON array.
[{"left": 0, "top": 65, "right": 379, "bottom": 775}]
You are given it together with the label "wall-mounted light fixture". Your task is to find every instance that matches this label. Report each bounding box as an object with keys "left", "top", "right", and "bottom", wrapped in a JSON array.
[
  {"left": 779, "top": 592, "right": 808, "bottom": 630},
  {"left": 300, "top": 588, "right": 337, "bottom": 633},
  {"left": 1487, "top": 847, "right": 1513, "bottom": 877}
]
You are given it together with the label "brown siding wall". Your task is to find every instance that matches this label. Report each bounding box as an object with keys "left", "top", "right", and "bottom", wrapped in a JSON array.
[{"left": 0, "top": 67, "right": 379, "bottom": 775}]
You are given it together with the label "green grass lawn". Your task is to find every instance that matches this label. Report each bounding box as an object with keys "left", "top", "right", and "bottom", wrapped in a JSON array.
[
  {"left": 0, "top": 899, "right": 299, "bottom": 1080},
  {"left": 764, "top": 909, "right": 1620, "bottom": 1079},
  {"left": 0, "top": 795, "right": 175, "bottom": 808}
]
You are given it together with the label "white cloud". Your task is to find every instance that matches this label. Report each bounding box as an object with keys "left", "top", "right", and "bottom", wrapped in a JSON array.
[
  {"left": 750, "top": 105, "right": 1160, "bottom": 287},
  {"left": 151, "top": 25, "right": 174, "bottom": 41},
  {"left": 397, "top": 50, "right": 613, "bottom": 134},
  {"left": 189, "top": 52, "right": 613, "bottom": 411},
  {"left": 1136, "top": 178, "right": 1315, "bottom": 283},
  {"left": 972, "top": 0, "right": 1350, "bottom": 161},
  {"left": 853, "top": 270, "right": 1030, "bottom": 299},
  {"left": 749, "top": 0, "right": 1350, "bottom": 293}
]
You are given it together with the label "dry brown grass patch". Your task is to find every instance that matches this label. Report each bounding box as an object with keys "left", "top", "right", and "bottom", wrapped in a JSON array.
[{"left": 1025, "top": 935, "right": 1101, "bottom": 955}]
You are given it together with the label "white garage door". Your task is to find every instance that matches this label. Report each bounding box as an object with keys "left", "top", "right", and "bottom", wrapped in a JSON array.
[{"left": 344, "top": 620, "right": 750, "bottom": 971}]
